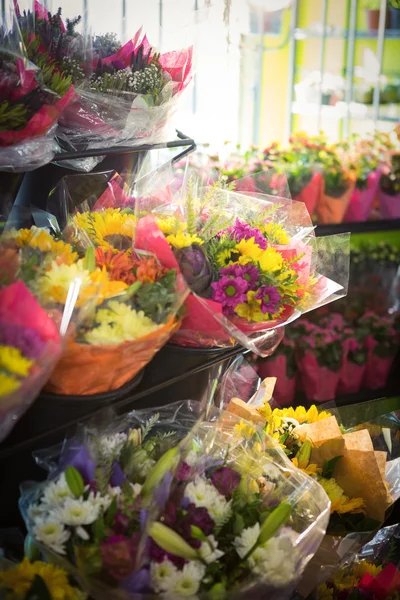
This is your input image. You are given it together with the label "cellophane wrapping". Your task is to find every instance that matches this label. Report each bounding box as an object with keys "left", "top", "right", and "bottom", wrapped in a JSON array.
[
  {"left": 134, "top": 165, "right": 350, "bottom": 355},
  {"left": 0, "top": 216, "right": 103, "bottom": 440},
  {"left": 20, "top": 400, "right": 330, "bottom": 599},
  {"left": 43, "top": 171, "right": 188, "bottom": 395},
  {"left": 0, "top": 6, "right": 75, "bottom": 171}
]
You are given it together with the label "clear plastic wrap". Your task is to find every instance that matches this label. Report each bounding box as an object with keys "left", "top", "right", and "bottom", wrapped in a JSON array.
[
  {"left": 20, "top": 400, "right": 330, "bottom": 599},
  {"left": 41, "top": 171, "right": 188, "bottom": 395},
  {"left": 0, "top": 221, "right": 104, "bottom": 441},
  {"left": 134, "top": 166, "right": 350, "bottom": 355},
  {"left": 0, "top": 5, "right": 76, "bottom": 171}
]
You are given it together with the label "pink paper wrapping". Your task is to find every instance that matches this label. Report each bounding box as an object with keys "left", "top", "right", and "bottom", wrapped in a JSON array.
[
  {"left": 92, "top": 176, "right": 134, "bottom": 211},
  {"left": 379, "top": 191, "right": 400, "bottom": 220},
  {"left": 344, "top": 170, "right": 381, "bottom": 222},
  {"left": 364, "top": 354, "right": 394, "bottom": 389},
  {"left": 297, "top": 351, "right": 340, "bottom": 402},
  {"left": 337, "top": 360, "right": 366, "bottom": 395},
  {"left": 294, "top": 172, "right": 323, "bottom": 218},
  {"left": 258, "top": 354, "right": 296, "bottom": 407}
]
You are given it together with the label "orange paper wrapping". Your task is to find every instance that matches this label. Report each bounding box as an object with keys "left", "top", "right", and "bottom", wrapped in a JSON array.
[
  {"left": 45, "top": 318, "right": 179, "bottom": 395},
  {"left": 318, "top": 172, "right": 357, "bottom": 224}
]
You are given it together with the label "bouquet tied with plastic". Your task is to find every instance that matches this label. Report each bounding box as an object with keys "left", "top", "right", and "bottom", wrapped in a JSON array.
[
  {"left": 20, "top": 399, "right": 331, "bottom": 599},
  {"left": 0, "top": 219, "right": 104, "bottom": 440},
  {"left": 0, "top": 7, "right": 75, "bottom": 171},
  {"left": 135, "top": 167, "right": 350, "bottom": 354},
  {"left": 56, "top": 28, "right": 192, "bottom": 170},
  {"left": 42, "top": 171, "right": 187, "bottom": 395}
]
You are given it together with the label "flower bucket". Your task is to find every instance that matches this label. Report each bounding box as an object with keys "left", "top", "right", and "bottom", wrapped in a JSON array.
[
  {"left": 337, "top": 361, "right": 366, "bottom": 395},
  {"left": 294, "top": 172, "right": 323, "bottom": 218},
  {"left": 364, "top": 354, "right": 394, "bottom": 390},
  {"left": 379, "top": 190, "right": 400, "bottom": 220},
  {"left": 344, "top": 170, "right": 381, "bottom": 222},
  {"left": 318, "top": 174, "right": 356, "bottom": 224},
  {"left": 297, "top": 351, "right": 340, "bottom": 402},
  {"left": 258, "top": 354, "right": 296, "bottom": 407}
]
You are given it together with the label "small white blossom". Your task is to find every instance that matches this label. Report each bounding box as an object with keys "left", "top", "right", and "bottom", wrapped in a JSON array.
[
  {"left": 208, "top": 496, "right": 232, "bottom": 526},
  {"left": 184, "top": 450, "right": 199, "bottom": 467},
  {"left": 41, "top": 474, "right": 73, "bottom": 507},
  {"left": 171, "top": 561, "right": 206, "bottom": 597},
  {"left": 150, "top": 559, "right": 178, "bottom": 593},
  {"left": 248, "top": 530, "right": 298, "bottom": 587},
  {"left": 33, "top": 518, "right": 70, "bottom": 555},
  {"left": 54, "top": 496, "right": 101, "bottom": 526},
  {"left": 98, "top": 432, "right": 127, "bottom": 460},
  {"left": 76, "top": 526, "right": 90, "bottom": 541},
  {"left": 199, "top": 535, "right": 224, "bottom": 564},
  {"left": 185, "top": 476, "right": 232, "bottom": 526},
  {"left": 234, "top": 523, "right": 260, "bottom": 559}
]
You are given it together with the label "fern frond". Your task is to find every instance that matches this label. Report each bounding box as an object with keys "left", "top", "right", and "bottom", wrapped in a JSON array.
[{"left": 141, "top": 413, "right": 160, "bottom": 440}]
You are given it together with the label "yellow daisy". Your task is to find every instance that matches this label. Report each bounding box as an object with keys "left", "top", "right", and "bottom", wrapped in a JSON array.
[
  {"left": 319, "top": 478, "right": 365, "bottom": 514},
  {"left": 0, "top": 558, "right": 78, "bottom": 600},
  {"left": 0, "top": 372, "right": 21, "bottom": 396},
  {"left": 166, "top": 232, "right": 204, "bottom": 249},
  {"left": 262, "top": 222, "right": 290, "bottom": 245},
  {"left": 156, "top": 217, "right": 187, "bottom": 235},
  {"left": 234, "top": 290, "right": 265, "bottom": 322},
  {"left": 352, "top": 561, "right": 382, "bottom": 580},
  {"left": 0, "top": 346, "right": 33, "bottom": 377},
  {"left": 72, "top": 209, "right": 135, "bottom": 252},
  {"left": 13, "top": 227, "right": 78, "bottom": 265},
  {"left": 234, "top": 421, "right": 257, "bottom": 441},
  {"left": 258, "top": 247, "right": 284, "bottom": 272},
  {"left": 291, "top": 457, "right": 321, "bottom": 476},
  {"left": 235, "top": 238, "right": 263, "bottom": 264}
]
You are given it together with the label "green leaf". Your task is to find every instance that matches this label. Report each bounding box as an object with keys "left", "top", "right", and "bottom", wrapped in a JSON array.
[
  {"left": 26, "top": 575, "right": 52, "bottom": 600},
  {"left": 126, "top": 281, "right": 142, "bottom": 297},
  {"left": 105, "top": 496, "right": 118, "bottom": 527},
  {"left": 83, "top": 245, "right": 95, "bottom": 272},
  {"left": 322, "top": 456, "right": 343, "bottom": 479},
  {"left": 64, "top": 466, "right": 84, "bottom": 498},
  {"left": 92, "top": 515, "right": 106, "bottom": 542},
  {"left": 233, "top": 513, "right": 245, "bottom": 535},
  {"left": 190, "top": 525, "right": 208, "bottom": 542}
]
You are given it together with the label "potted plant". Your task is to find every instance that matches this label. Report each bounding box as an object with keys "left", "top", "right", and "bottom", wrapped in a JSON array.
[
  {"left": 379, "top": 153, "right": 400, "bottom": 219},
  {"left": 362, "top": 0, "right": 390, "bottom": 30},
  {"left": 359, "top": 312, "right": 397, "bottom": 389},
  {"left": 257, "top": 337, "right": 297, "bottom": 407},
  {"left": 337, "top": 328, "right": 369, "bottom": 395}
]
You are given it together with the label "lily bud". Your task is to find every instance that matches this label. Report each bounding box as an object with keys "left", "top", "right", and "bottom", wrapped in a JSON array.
[
  {"left": 257, "top": 502, "right": 292, "bottom": 547},
  {"left": 149, "top": 522, "right": 198, "bottom": 560},
  {"left": 295, "top": 440, "right": 312, "bottom": 469},
  {"left": 128, "top": 428, "right": 142, "bottom": 447},
  {"left": 83, "top": 246, "right": 95, "bottom": 272},
  {"left": 141, "top": 447, "right": 179, "bottom": 498}
]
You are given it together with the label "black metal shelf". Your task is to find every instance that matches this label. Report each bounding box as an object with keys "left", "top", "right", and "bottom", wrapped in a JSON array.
[{"left": 315, "top": 218, "right": 400, "bottom": 236}]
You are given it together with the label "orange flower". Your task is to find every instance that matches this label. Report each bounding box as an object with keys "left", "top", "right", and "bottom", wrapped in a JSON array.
[
  {"left": 133, "top": 257, "right": 169, "bottom": 284},
  {"left": 95, "top": 248, "right": 136, "bottom": 285}
]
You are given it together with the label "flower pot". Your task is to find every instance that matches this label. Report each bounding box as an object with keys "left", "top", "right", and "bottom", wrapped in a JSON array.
[
  {"left": 337, "top": 361, "right": 366, "bottom": 395},
  {"left": 344, "top": 170, "right": 381, "bottom": 222},
  {"left": 379, "top": 190, "right": 400, "bottom": 219},
  {"left": 364, "top": 354, "right": 394, "bottom": 389},
  {"left": 294, "top": 172, "right": 323, "bottom": 218},
  {"left": 365, "top": 9, "right": 389, "bottom": 30},
  {"left": 391, "top": 7, "right": 400, "bottom": 29},
  {"left": 297, "top": 351, "right": 340, "bottom": 403},
  {"left": 318, "top": 174, "right": 356, "bottom": 224},
  {"left": 258, "top": 354, "right": 296, "bottom": 407}
]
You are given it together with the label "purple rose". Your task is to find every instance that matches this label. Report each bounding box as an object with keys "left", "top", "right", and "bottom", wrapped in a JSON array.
[
  {"left": 174, "top": 244, "right": 212, "bottom": 294},
  {"left": 210, "top": 467, "right": 240, "bottom": 498}
]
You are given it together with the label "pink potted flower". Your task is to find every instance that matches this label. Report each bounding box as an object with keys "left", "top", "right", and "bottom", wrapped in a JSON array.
[
  {"left": 359, "top": 312, "right": 397, "bottom": 389},
  {"left": 379, "top": 154, "right": 400, "bottom": 219},
  {"left": 337, "top": 328, "right": 368, "bottom": 395},
  {"left": 257, "top": 337, "right": 297, "bottom": 407}
]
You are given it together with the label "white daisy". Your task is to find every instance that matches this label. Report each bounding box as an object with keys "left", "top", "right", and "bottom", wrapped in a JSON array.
[
  {"left": 199, "top": 535, "right": 224, "bottom": 564},
  {"left": 41, "top": 474, "right": 73, "bottom": 507},
  {"left": 184, "top": 476, "right": 231, "bottom": 526},
  {"left": 150, "top": 559, "right": 178, "bottom": 593},
  {"left": 208, "top": 496, "right": 232, "bottom": 527},
  {"left": 54, "top": 496, "right": 101, "bottom": 526},
  {"left": 171, "top": 561, "right": 206, "bottom": 597},
  {"left": 33, "top": 518, "right": 70, "bottom": 555},
  {"left": 98, "top": 432, "right": 127, "bottom": 460},
  {"left": 234, "top": 523, "right": 260, "bottom": 559}
]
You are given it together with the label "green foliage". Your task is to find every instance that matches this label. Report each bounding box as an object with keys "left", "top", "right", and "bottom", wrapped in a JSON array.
[
  {"left": 26, "top": 575, "right": 52, "bottom": 600},
  {"left": 322, "top": 456, "right": 343, "bottom": 479},
  {"left": 64, "top": 466, "right": 84, "bottom": 498},
  {"left": 135, "top": 270, "right": 178, "bottom": 324},
  {"left": 0, "top": 101, "right": 28, "bottom": 131},
  {"left": 141, "top": 413, "right": 160, "bottom": 441}
]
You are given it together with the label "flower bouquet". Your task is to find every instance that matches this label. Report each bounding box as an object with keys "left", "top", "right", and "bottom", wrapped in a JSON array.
[
  {"left": 41, "top": 175, "right": 187, "bottom": 395},
  {"left": 358, "top": 312, "right": 397, "bottom": 390},
  {"left": 379, "top": 153, "right": 400, "bottom": 219},
  {"left": 0, "top": 9, "right": 75, "bottom": 171},
  {"left": 20, "top": 400, "right": 331, "bottom": 599},
  {"left": 257, "top": 338, "right": 297, "bottom": 406},
  {"left": 0, "top": 224, "right": 104, "bottom": 440},
  {"left": 0, "top": 557, "right": 84, "bottom": 600},
  {"left": 135, "top": 174, "right": 349, "bottom": 353}
]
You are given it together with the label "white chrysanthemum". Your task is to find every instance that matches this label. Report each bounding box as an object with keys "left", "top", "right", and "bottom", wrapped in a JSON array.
[
  {"left": 33, "top": 518, "right": 70, "bottom": 555},
  {"left": 41, "top": 473, "right": 73, "bottom": 507},
  {"left": 184, "top": 450, "right": 199, "bottom": 468},
  {"left": 248, "top": 531, "right": 298, "bottom": 587},
  {"left": 171, "top": 561, "right": 206, "bottom": 597},
  {"left": 234, "top": 523, "right": 261, "bottom": 559},
  {"left": 262, "top": 462, "right": 281, "bottom": 481},
  {"left": 98, "top": 432, "right": 128, "bottom": 460},
  {"left": 150, "top": 559, "right": 178, "bottom": 593},
  {"left": 199, "top": 535, "right": 224, "bottom": 564},
  {"left": 54, "top": 496, "right": 101, "bottom": 526},
  {"left": 184, "top": 476, "right": 231, "bottom": 526},
  {"left": 87, "top": 491, "right": 113, "bottom": 512}
]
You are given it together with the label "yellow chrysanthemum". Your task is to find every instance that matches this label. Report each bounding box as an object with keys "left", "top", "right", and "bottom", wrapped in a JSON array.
[
  {"left": 0, "top": 558, "right": 79, "bottom": 600},
  {"left": 0, "top": 372, "right": 21, "bottom": 396},
  {"left": 72, "top": 209, "right": 135, "bottom": 252},
  {"left": 319, "top": 478, "right": 365, "bottom": 514},
  {"left": 234, "top": 421, "right": 257, "bottom": 441},
  {"left": 317, "top": 583, "right": 334, "bottom": 600},
  {"left": 84, "top": 300, "right": 160, "bottom": 345},
  {"left": 13, "top": 227, "right": 77, "bottom": 265},
  {"left": 156, "top": 217, "right": 187, "bottom": 235},
  {"left": 84, "top": 267, "right": 128, "bottom": 303},
  {"left": 166, "top": 232, "right": 204, "bottom": 249},
  {"left": 234, "top": 290, "right": 265, "bottom": 323},
  {"left": 235, "top": 238, "right": 263, "bottom": 264},
  {"left": 262, "top": 222, "right": 290, "bottom": 245},
  {"left": 37, "top": 260, "right": 92, "bottom": 305},
  {"left": 291, "top": 457, "right": 321, "bottom": 476},
  {"left": 352, "top": 561, "right": 382, "bottom": 580},
  {"left": 0, "top": 346, "right": 33, "bottom": 377},
  {"left": 258, "top": 247, "right": 284, "bottom": 272}
]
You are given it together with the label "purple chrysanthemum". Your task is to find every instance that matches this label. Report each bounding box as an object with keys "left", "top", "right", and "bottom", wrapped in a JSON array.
[
  {"left": 211, "top": 276, "right": 248, "bottom": 308},
  {"left": 221, "top": 264, "right": 259, "bottom": 290},
  {"left": 227, "top": 218, "right": 267, "bottom": 249},
  {"left": 255, "top": 285, "right": 281, "bottom": 314},
  {"left": 0, "top": 321, "right": 45, "bottom": 359}
]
